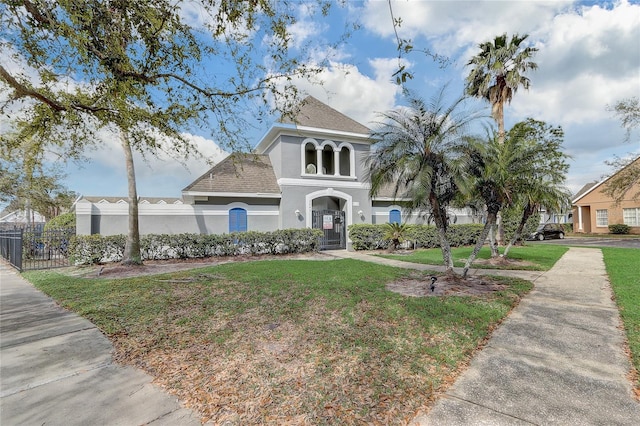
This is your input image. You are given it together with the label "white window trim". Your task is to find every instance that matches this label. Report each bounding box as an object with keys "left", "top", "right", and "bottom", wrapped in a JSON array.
[
  {"left": 595, "top": 209, "right": 608, "bottom": 227},
  {"left": 623, "top": 207, "right": 640, "bottom": 227},
  {"left": 300, "top": 138, "right": 355, "bottom": 178}
]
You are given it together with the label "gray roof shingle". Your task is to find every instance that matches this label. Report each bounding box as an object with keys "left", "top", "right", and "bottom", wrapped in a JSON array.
[
  {"left": 182, "top": 154, "right": 280, "bottom": 195},
  {"left": 281, "top": 96, "right": 370, "bottom": 135}
]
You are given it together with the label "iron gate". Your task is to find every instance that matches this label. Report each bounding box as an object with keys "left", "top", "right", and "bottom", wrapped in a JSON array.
[
  {"left": 312, "top": 210, "right": 346, "bottom": 250},
  {"left": 0, "top": 226, "right": 74, "bottom": 271}
]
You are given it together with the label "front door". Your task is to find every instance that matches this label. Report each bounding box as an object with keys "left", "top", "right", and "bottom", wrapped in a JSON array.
[{"left": 312, "top": 209, "right": 346, "bottom": 250}]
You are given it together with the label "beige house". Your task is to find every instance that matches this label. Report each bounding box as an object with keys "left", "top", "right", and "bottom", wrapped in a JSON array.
[{"left": 572, "top": 156, "right": 640, "bottom": 235}]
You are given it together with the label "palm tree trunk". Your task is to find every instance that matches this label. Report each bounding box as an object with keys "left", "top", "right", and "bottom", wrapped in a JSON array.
[
  {"left": 463, "top": 211, "right": 497, "bottom": 278},
  {"left": 488, "top": 221, "right": 499, "bottom": 257},
  {"left": 430, "top": 194, "right": 455, "bottom": 274},
  {"left": 504, "top": 203, "right": 536, "bottom": 258},
  {"left": 120, "top": 128, "right": 143, "bottom": 265},
  {"left": 496, "top": 211, "right": 505, "bottom": 246}
]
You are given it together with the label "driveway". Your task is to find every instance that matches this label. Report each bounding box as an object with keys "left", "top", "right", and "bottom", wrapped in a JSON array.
[{"left": 531, "top": 236, "right": 640, "bottom": 249}]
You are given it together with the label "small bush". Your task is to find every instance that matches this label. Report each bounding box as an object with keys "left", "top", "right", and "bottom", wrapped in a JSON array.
[
  {"left": 609, "top": 224, "right": 630, "bottom": 234},
  {"left": 349, "top": 223, "right": 485, "bottom": 251},
  {"left": 44, "top": 212, "right": 76, "bottom": 230},
  {"left": 69, "top": 229, "right": 323, "bottom": 264}
]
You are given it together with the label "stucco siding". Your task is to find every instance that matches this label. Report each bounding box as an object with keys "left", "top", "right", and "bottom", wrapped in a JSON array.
[
  {"left": 76, "top": 201, "right": 279, "bottom": 236},
  {"left": 573, "top": 168, "right": 640, "bottom": 234}
]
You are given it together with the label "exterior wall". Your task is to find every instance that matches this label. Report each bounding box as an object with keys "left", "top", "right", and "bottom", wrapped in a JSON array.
[
  {"left": 371, "top": 202, "right": 478, "bottom": 225},
  {"left": 278, "top": 181, "right": 371, "bottom": 230},
  {"left": 573, "top": 178, "right": 640, "bottom": 235},
  {"left": 75, "top": 200, "right": 279, "bottom": 236},
  {"left": 274, "top": 134, "right": 370, "bottom": 182}
]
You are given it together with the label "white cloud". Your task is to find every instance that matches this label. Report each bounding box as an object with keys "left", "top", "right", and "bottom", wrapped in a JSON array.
[
  {"left": 64, "top": 128, "right": 228, "bottom": 197},
  {"left": 361, "top": 0, "right": 569, "bottom": 55},
  {"left": 285, "top": 60, "right": 403, "bottom": 127}
]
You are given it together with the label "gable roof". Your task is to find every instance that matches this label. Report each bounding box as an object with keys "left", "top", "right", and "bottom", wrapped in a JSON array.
[
  {"left": 280, "top": 96, "right": 370, "bottom": 135},
  {"left": 572, "top": 155, "right": 640, "bottom": 203},
  {"left": 182, "top": 153, "right": 280, "bottom": 196},
  {"left": 572, "top": 182, "right": 597, "bottom": 201}
]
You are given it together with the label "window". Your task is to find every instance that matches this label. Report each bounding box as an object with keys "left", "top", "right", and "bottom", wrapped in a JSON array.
[
  {"left": 229, "top": 208, "right": 247, "bottom": 233},
  {"left": 596, "top": 209, "right": 608, "bottom": 227},
  {"left": 304, "top": 142, "right": 317, "bottom": 174},
  {"left": 389, "top": 209, "right": 401, "bottom": 224},
  {"left": 322, "top": 145, "right": 334, "bottom": 175},
  {"left": 623, "top": 208, "right": 640, "bottom": 226},
  {"left": 339, "top": 146, "right": 351, "bottom": 176}
]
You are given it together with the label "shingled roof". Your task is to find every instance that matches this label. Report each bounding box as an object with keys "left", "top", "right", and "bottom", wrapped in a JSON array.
[
  {"left": 281, "top": 96, "right": 370, "bottom": 135},
  {"left": 182, "top": 154, "right": 280, "bottom": 195}
]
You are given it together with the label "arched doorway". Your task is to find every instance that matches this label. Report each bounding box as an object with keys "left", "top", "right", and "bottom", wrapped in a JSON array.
[{"left": 309, "top": 195, "right": 347, "bottom": 250}]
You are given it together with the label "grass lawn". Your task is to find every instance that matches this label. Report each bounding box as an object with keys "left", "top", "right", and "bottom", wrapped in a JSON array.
[
  {"left": 601, "top": 247, "right": 640, "bottom": 390},
  {"left": 379, "top": 244, "right": 569, "bottom": 271},
  {"left": 25, "top": 258, "right": 532, "bottom": 424}
]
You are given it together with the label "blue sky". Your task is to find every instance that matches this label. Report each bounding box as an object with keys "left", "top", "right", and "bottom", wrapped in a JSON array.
[{"left": 2, "top": 0, "right": 639, "bottom": 202}]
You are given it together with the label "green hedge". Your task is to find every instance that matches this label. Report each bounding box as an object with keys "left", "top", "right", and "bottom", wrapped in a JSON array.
[
  {"left": 44, "top": 212, "right": 76, "bottom": 230},
  {"left": 348, "top": 223, "right": 485, "bottom": 250},
  {"left": 69, "top": 229, "right": 323, "bottom": 264},
  {"left": 609, "top": 224, "right": 631, "bottom": 234}
]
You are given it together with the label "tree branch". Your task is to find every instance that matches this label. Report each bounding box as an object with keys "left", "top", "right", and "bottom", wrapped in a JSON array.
[{"left": 0, "top": 65, "right": 66, "bottom": 111}]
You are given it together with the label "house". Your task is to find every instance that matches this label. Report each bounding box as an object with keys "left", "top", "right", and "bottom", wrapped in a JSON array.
[
  {"left": 76, "top": 96, "right": 477, "bottom": 249},
  {"left": 572, "top": 156, "right": 640, "bottom": 234},
  {"left": 0, "top": 209, "right": 46, "bottom": 230}
]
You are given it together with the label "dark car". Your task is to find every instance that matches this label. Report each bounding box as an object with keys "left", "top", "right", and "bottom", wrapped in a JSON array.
[{"left": 529, "top": 223, "right": 565, "bottom": 241}]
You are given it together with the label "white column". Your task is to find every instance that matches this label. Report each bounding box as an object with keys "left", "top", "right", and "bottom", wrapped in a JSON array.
[
  {"left": 316, "top": 148, "right": 322, "bottom": 174},
  {"left": 578, "top": 206, "right": 583, "bottom": 231},
  {"left": 334, "top": 149, "right": 340, "bottom": 176}
]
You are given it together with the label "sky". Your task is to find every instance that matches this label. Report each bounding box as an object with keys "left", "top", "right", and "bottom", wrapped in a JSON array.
[{"left": 2, "top": 0, "right": 640, "bottom": 203}]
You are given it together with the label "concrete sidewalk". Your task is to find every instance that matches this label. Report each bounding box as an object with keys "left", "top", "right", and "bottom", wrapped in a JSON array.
[
  {"left": 408, "top": 246, "right": 640, "bottom": 425},
  {"left": 0, "top": 261, "right": 204, "bottom": 426}
]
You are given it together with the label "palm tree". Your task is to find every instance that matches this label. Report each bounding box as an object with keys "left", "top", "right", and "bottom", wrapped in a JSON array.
[
  {"left": 459, "top": 130, "right": 544, "bottom": 277},
  {"left": 501, "top": 119, "right": 571, "bottom": 257},
  {"left": 465, "top": 33, "right": 538, "bottom": 145},
  {"left": 503, "top": 183, "right": 571, "bottom": 257},
  {"left": 465, "top": 33, "right": 538, "bottom": 246},
  {"left": 367, "top": 88, "right": 482, "bottom": 275}
]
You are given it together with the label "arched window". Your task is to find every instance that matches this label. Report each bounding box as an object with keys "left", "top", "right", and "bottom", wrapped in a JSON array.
[
  {"left": 304, "top": 142, "right": 317, "bottom": 173},
  {"left": 389, "top": 209, "right": 401, "bottom": 225},
  {"left": 322, "top": 145, "right": 334, "bottom": 175},
  {"left": 339, "top": 146, "right": 350, "bottom": 176},
  {"left": 229, "top": 208, "right": 247, "bottom": 233}
]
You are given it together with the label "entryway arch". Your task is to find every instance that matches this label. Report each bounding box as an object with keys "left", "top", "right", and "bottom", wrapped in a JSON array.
[{"left": 306, "top": 189, "right": 352, "bottom": 250}]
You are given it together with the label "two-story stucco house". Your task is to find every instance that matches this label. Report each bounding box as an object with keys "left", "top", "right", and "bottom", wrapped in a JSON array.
[{"left": 76, "top": 96, "right": 476, "bottom": 249}]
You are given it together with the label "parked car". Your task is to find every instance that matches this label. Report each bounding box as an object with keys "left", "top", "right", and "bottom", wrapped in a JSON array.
[{"left": 529, "top": 223, "right": 565, "bottom": 241}]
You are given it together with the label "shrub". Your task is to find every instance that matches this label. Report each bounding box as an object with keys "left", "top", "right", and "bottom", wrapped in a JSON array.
[
  {"left": 609, "top": 224, "right": 630, "bottom": 234},
  {"left": 349, "top": 223, "right": 485, "bottom": 251},
  {"left": 348, "top": 224, "right": 389, "bottom": 250},
  {"left": 384, "top": 222, "right": 408, "bottom": 250},
  {"left": 44, "top": 212, "right": 76, "bottom": 230},
  {"left": 69, "top": 229, "right": 323, "bottom": 264}
]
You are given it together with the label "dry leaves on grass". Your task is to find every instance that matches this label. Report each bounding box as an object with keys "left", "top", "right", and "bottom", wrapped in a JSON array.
[{"left": 110, "top": 292, "right": 445, "bottom": 425}]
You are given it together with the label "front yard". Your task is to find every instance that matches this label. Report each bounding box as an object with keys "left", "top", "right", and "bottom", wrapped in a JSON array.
[{"left": 25, "top": 257, "right": 532, "bottom": 424}]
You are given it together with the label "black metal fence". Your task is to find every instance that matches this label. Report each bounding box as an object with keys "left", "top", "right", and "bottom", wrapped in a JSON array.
[{"left": 0, "top": 226, "right": 75, "bottom": 271}]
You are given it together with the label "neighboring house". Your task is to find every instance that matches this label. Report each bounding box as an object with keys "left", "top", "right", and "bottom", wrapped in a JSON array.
[
  {"left": 76, "top": 96, "right": 477, "bottom": 249},
  {"left": 0, "top": 209, "right": 46, "bottom": 230},
  {"left": 572, "top": 156, "right": 640, "bottom": 235}
]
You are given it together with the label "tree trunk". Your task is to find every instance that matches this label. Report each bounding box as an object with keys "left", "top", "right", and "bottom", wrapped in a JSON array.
[
  {"left": 120, "top": 129, "right": 143, "bottom": 265},
  {"left": 463, "top": 211, "right": 497, "bottom": 278},
  {"left": 504, "top": 203, "right": 536, "bottom": 258},
  {"left": 430, "top": 194, "right": 455, "bottom": 275},
  {"left": 493, "top": 100, "right": 506, "bottom": 145},
  {"left": 488, "top": 221, "right": 499, "bottom": 257},
  {"left": 496, "top": 210, "right": 505, "bottom": 246}
]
